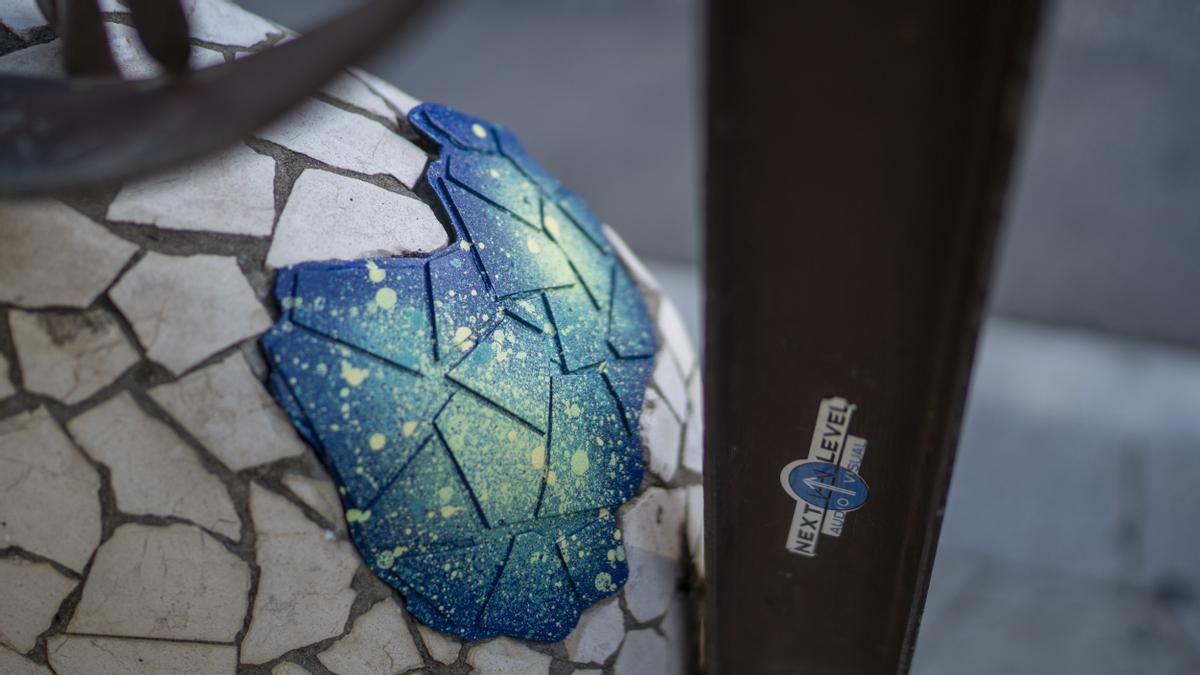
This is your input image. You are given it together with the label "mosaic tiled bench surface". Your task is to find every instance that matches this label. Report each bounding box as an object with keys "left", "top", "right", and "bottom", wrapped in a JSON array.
[{"left": 0, "top": 1, "right": 702, "bottom": 674}]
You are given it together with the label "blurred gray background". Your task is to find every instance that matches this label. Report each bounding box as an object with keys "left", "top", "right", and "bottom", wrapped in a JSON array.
[{"left": 244, "top": 0, "right": 1200, "bottom": 672}]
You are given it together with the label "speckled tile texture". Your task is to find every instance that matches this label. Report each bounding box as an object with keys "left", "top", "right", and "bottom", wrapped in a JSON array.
[{"left": 0, "top": 1, "right": 702, "bottom": 673}]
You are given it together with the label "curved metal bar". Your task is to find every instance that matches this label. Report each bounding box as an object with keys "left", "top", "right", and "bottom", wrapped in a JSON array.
[{"left": 0, "top": 0, "right": 431, "bottom": 195}]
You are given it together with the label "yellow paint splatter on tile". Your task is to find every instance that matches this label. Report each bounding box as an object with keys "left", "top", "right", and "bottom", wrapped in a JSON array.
[
  {"left": 571, "top": 449, "right": 590, "bottom": 475},
  {"left": 453, "top": 326, "right": 472, "bottom": 344},
  {"left": 547, "top": 470, "right": 557, "bottom": 485},
  {"left": 340, "top": 361, "right": 369, "bottom": 386},
  {"left": 613, "top": 529, "right": 622, "bottom": 541},
  {"left": 369, "top": 433, "right": 386, "bottom": 451},
  {"left": 438, "top": 486, "right": 455, "bottom": 503},
  {"left": 471, "top": 123, "right": 487, "bottom": 139},
  {"left": 506, "top": 430, "right": 518, "bottom": 443},
  {"left": 594, "top": 571, "right": 614, "bottom": 592},
  {"left": 441, "top": 505, "right": 461, "bottom": 518},
  {"left": 366, "top": 261, "right": 386, "bottom": 283},
  {"left": 526, "top": 238, "right": 541, "bottom": 255},
  {"left": 346, "top": 508, "right": 371, "bottom": 523},
  {"left": 544, "top": 215, "right": 561, "bottom": 238},
  {"left": 375, "top": 287, "right": 397, "bottom": 310},
  {"left": 531, "top": 445, "right": 546, "bottom": 470},
  {"left": 403, "top": 421, "right": 418, "bottom": 437},
  {"left": 489, "top": 168, "right": 501, "bottom": 179}
]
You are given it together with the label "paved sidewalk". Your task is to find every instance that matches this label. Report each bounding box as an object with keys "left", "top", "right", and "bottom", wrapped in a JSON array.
[{"left": 912, "top": 317, "right": 1200, "bottom": 674}]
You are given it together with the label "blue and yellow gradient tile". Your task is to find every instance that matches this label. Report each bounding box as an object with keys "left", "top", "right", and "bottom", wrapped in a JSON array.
[{"left": 260, "top": 103, "right": 657, "bottom": 642}]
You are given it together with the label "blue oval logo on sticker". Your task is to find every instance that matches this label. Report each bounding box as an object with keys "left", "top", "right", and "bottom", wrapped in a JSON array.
[{"left": 782, "top": 460, "right": 869, "bottom": 512}]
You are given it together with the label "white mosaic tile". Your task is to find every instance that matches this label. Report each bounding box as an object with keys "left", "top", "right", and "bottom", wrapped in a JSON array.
[
  {"left": 258, "top": 99, "right": 427, "bottom": 188},
  {"left": 322, "top": 72, "right": 397, "bottom": 122},
  {"left": 0, "top": 353, "right": 15, "bottom": 400},
  {"left": 317, "top": 599, "right": 423, "bottom": 675},
  {"left": 47, "top": 634, "right": 237, "bottom": 675},
  {"left": 281, "top": 473, "right": 344, "bottom": 531},
  {"left": 681, "top": 372, "right": 703, "bottom": 475},
  {"left": 9, "top": 308, "right": 139, "bottom": 405},
  {"left": 68, "top": 393, "right": 242, "bottom": 539},
  {"left": 0, "top": 645, "right": 52, "bottom": 675},
  {"left": 0, "top": 26, "right": 224, "bottom": 79},
  {"left": 271, "top": 663, "right": 313, "bottom": 675},
  {"left": 0, "top": 200, "right": 137, "bottom": 309},
  {"left": 150, "top": 352, "right": 306, "bottom": 471},
  {"left": 266, "top": 169, "right": 446, "bottom": 268},
  {"left": 348, "top": 68, "right": 420, "bottom": 116},
  {"left": 107, "top": 143, "right": 276, "bottom": 237},
  {"left": 241, "top": 484, "right": 359, "bottom": 665},
  {"left": 0, "top": 0, "right": 46, "bottom": 34},
  {"left": 0, "top": 40, "right": 58, "bottom": 77},
  {"left": 641, "top": 388, "right": 682, "bottom": 483},
  {"left": 101, "top": 0, "right": 279, "bottom": 48},
  {"left": 416, "top": 624, "right": 461, "bottom": 665},
  {"left": 0, "top": 408, "right": 102, "bottom": 572},
  {"left": 620, "top": 488, "right": 685, "bottom": 623},
  {"left": 564, "top": 596, "right": 624, "bottom": 665},
  {"left": 662, "top": 593, "right": 689, "bottom": 660},
  {"left": 109, "top": 252, "right": 271, "bottom": 375},
  {"left": 68, "top": 523, "right": 249, "bottom": 642},
  {"left": 466, "top": 637, "right": 551, "bottom": 675},
  {"left": 604, "top": 224, "right": 661, "bottom": 295},
  {"left": 685, "top": 485, "right": 705, "bottom": 579},
  {"left": 613, "top": 628, "right": 674, "bottom": 675},
  {"left": 657, "top": 299, "right": 696, "bottom": 377},
  {"left": 652, "top": 349, "right": 688, "bottom": 421},
  {"left": 0, "top": 558, "right": 77, "bottom": 653}
]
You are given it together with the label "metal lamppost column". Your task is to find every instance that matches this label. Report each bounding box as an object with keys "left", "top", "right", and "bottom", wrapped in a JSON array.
[{"left": 702, "top": 2, "right": 1044, "bottom": 673}]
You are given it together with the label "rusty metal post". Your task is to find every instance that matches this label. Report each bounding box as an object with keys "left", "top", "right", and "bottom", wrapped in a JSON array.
[{"left": 702, "top": 2, "right": 1043, "bottom": 673}]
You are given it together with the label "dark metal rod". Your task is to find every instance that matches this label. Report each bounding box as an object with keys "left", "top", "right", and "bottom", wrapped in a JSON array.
[{"left": 702, "top": 2, "right": 1043, "bottom": 673}]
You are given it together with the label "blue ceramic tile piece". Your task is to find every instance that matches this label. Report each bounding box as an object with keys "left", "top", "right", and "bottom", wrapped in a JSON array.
[{"left": 260, "top": 103, "right": 658, "bottom": 642}]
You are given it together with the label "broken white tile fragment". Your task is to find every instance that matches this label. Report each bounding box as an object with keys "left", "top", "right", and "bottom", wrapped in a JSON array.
[
  {"left": 240, "top": 484, "right": 360, "bottom": 665},
  {"left": 282, "top": 473, "right": 344, "bottom": 530},
  {"left": 604, "top": 224, "right": 661, "bottom": 296},
  {"left": 150, "top": 352, "right": 306, "bottom": 471},
  {"left": 108, "top": 143, "right": 276, "bottom": 236},
  {"left": 641, "top": 388, "right": 682, "bottom": 483},
  {"left": 322, "top": 72, "right": 398, "bottom": 122},
  {"left": 258, "top": 99, "right": 427, "bottom": 187},
  {"left": 681, "top": 372, "right": 703, "bottom": 475},
  {"left": 685, "top": 485, "right": 705, "bottom": 579},
  {"left": 0, "top": 353, "right": 14, "bottom": 400},
  {"left": 9, "top": 308, "right": 139, "bottom": 405},
  {"left": 0, "top": 558, "right": 77, "bottom": 653},
  {"left": 68, "top": 393, "right": 242, "bottom": 539},
  {"left": 317, "top": 599, "right": 423, "bottom": 675},
  {"left": 0, "top": 0, "right": 47, "bottom": 35},
  {"left": 657, "top": 299, "right": 696, "bottom": 376},
  {"left": 271, "top": 663, "right": 313, "bottom": 675},
  {"left": 564, "top": 596, "right": 625, "bottom": 665},
  {"left": 69, "top": 523, "right": 250, "bottom": 642},
  {"left": 348, "top": 68, "right": 420, "bottom": 115},
  {"left": 0, "top": 645, "right": 52, "bottom": 675},
  {"left": 417, "top": 624, "right": 461, "bottom": 665},
  {"left": 620, "top": 487, "right": 685, "bottom": 622},
  {"left": 0, "top": 408, "right": 102, "bottom": 572},
  {"left": 0, "top": 200, "right": 137, "bottom": 309},
  {"left": 466, "top": 638, "right": 551, "bottom": 675},
  {"left": 109, "top": 252, "right": 271, "bottom": 375},
  {"left": 96, "top": 0, "right": 279, "bottom": 48},
  {"left": 614, "top": 628, "right": 677, "bottom": 675},
  {"left": 47, "top": 634, "right": 237, "bottom": 675},
  {"left": 652, "top": 349, "right": 688, "bottom": 420},
  {"left": 0, "top": 24, "right": 223, "bottom": 79},
  {"left": 267, "top": 169, "right": 447, "bottom": 268}
]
